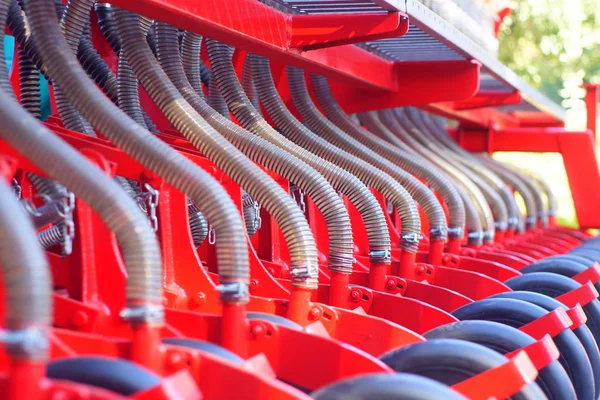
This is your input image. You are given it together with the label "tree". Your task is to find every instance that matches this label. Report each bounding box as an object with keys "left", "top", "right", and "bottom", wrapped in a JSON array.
[{"left": 498, "top": 0, "right": 600, "bottom": 115}]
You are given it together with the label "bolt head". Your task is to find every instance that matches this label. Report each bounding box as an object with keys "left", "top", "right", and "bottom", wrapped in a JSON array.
[
  {"left": 350, "top": 289, "right": 361, "bottom": 300},
  {"left": 416, "top": 265, "right": 427, "bottom": 276},
  {"left": 251, "top": 323, "right": 265, "bottom": 338},
  {"left": 249, "top": 279, "right": 259, "bottom": 292},
  {"left": 71, "top": 311, "right": 88, "bottom": 328},
  {"left": 310, "top": 307, "right": 322, "bottom": 320},
  {"left": 167, "top": 351, "right": 184, "bottom": 368},
  {"left": 386, "top": 279, "right": 397, "bottom": 290}
]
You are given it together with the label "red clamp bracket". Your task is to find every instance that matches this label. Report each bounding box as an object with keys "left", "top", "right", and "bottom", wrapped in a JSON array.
[
  {"left": 519, "top": 308, "right": 572, "bottom": 339},
  {"left": 572, "top": 263, "right": 600, "bottom": 285},
  {"left": 566, "top": 304, "right": 588, "bottom": 329},
  {"left": 556, "top": 281, "right": 599, "bottom": 308},
  {"left": 505, "top": 334, "right": 560, "bottom": 371},
  {"left": 452, "top": 351, "right": 538, "bottom": 400}
]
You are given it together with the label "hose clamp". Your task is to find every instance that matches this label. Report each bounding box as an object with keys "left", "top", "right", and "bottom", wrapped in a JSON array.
[
  {"left": 12, "top": 179, "right": 21, "bottom": 199},
  {"left": 467, "top": 231, "right": 484, "bottom": 240},
  {"left": 429, "top": 226, "right": 448, "bottom": 241},
  {"left": 290, "top": 264, "right": 320, "bottom": 290},
  {"left": 537, "top": 211, "right": 547, "bottom": 218},
  {"left": 368, "top": 249, "right": 391, "bottom": 263},
  {"left": 483, "top": 230, "right": 496, "bottom": 243},
  {"left": 400, "top": 232, "right": 422, "bottom": 245},
  {"left": 217, "top": 281, "right": 250, "bottom": 302},
  {"left": 1, "top": 328, "right": 49, "bottom": 359},
  {"left": 507, "top": 216, "right": 520, "bottom": 228},
  {"left": 494, "top": 221, "right": 508, "bottom": 231},
  {"left": 121, "top": 304, "right": 165, "bottom": 325},
  {"left": 447, "top": 226, "right": 464, "bottom": 239},
  {"left": 548, "top": 209, "right": 557, "bottom": 217}
]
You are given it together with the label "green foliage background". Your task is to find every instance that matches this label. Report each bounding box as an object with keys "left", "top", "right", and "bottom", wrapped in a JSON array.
[{"left": 493, "top": 0, "right": 600, "bottom": 227}]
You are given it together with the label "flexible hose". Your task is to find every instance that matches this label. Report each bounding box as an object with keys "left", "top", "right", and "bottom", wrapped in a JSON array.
[
  {"left": 357, "top": 110, "right": 465, "bottom": 240},
  {"left": 309, "top": 77, "right": 448, "bottom": 243},
  {"left": 247, "top": 54, "right": 391, "bottom": 262},
  {"left": 0, "top": 176, "right": 51, "bottom": 361},
  {"left": 496, "top": 162, "right": 548, "bottom": 227},
  {"left": 18, "top": 46, "right": 42, "bottom": 118},
  {"left": 114, "top": 10, "right": 313, "bottom": 292},
  {"left": 0, "top": 84, "right": 163, "bottom": 324},
  {"left": 208, "top": 71, "right": 231, "bottom": 119},
  {"left": 414, "top": 109, "right": 519, "bottom": 232},
  {"left": 117, "top": 50, "right": 150, "bottom": 130},
  {"left": 378, "top": 109, "right": 484, "bottom": 246},
  {"left": 476, "top": 155, "right": 540, "bottom": 230},
  {"left": 393, "top": 108, "right": 493, "bottom": 238},
  {"left": 23, "top": 0, "right": 250, "bottom": 306},
  {"left": 55, "top": 0, "right": 95, "bottom": 135},
  {"left": 402, "top": 107, "right": 501, "bottom": 242},
  {"left": 203, "top": 39, "right": 356, "bottom": 275},
  {"left": 160, "top": 29, "right": 344, "bottom": 277},
  {"left": 241, "top": 56, "right": 262, "bottom": 115},
  {"left": 181, "top": 31, "right": 205, "bottom": 99},
  {"left": 285, "top": 66, "right": 422, "bottom": 253},
  {"left": 527, "top": 171, "right": 558, "bottom": 219}
]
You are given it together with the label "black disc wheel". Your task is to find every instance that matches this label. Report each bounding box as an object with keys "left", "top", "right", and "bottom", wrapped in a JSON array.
[
  {"left": 311, "top": 373, "right": 467, "bottom": 400},
  {"left": 424, "top": 320, "right": 575, "bottom": 400},
  {"left": 379, "top": 339, "right": 546, "bottom": 400},
  {"left": 452, "top": 297, "right": 594, "bottom": 400},
  {"left": 46, "top": 356, "right": 161, "bottom": 396}
]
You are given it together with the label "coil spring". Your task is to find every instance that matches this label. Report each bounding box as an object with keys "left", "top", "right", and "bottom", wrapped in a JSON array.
[{"left": 38, "top": 224, "right": 63, "bottom": 249}]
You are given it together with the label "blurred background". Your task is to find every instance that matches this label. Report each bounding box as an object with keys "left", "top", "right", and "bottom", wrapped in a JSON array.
[{"left": 494, "top": 0, "right": 600, "bottom": 227}]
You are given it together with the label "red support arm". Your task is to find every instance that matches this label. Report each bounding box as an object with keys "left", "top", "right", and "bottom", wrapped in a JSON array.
[{"left": 459, "top": 127, "right": 600, "bottom": 228}]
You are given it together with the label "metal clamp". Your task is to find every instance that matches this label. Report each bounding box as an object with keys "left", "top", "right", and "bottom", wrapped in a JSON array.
[
  {"left": 208, "top": 226, "right": 216, "bottom": 245},
  {"left": 0, "top": 327, "right": 49, "bottom": 359},
  {"left": 53, "top": 192, "right": 76, "bottom": 257},
  {"left": 136, "top": 184, "right": 159, "bottom": 232},
  {"left": 217, "top": 281, "right": 250, "bottom": 302},
  {"left": 12, "top": 179, "right": 21, "bottom": 199},
  {"left": 290, "top": 185, "right": 306, "bottom": 213},
  {"left": 253, "top": 201, "right": 262, "bottom": 231},
  {"left": 120, "top": 304, "right": 165, "bottom": 324}
]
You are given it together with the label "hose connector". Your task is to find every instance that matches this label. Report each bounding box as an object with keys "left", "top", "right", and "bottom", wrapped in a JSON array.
[
  {"left": 447, "top": 226, "right": 464, "bottom": 239},
  {"left": 120, "top": 304, "right": 165, "bottom": 325},
  {"left": 217, "top": 281, "right": 250, "bottom": 304},
  {"left": 369, "top": 249, "right": 392, "bottom": 264}
]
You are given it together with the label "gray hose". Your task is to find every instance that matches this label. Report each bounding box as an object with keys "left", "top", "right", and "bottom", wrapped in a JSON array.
[
  {"left": 181, "top": 31, "right": 205, "bottom": 99},
  {"left": 476, "top": 155, "right": 540, "bottom": 230},
  {"left": 527, "top": 171, "right": 558, "bottom": 219},
  {"left": 114, "top": 10, "right": 312, "bottom": 292},
  {"left": 241, "top": 56, "right": 261, "bottom": 115},
  {"left": 286, "top": 66, "right": 422, "bottom": 253},
  {"left": 208, "top": 71, "right": 231, "bottom": 119},
  {"left": 0, "top": 177, "right": 51, "bottom": 361},
  {"left": 0, "top": 0, "right": 12, "bottom": 96},
  {"left": 55, "top": 0, "right": 95, "bottom": 135},
  {"left": 18, "top": 46, "right": 42, "bottom": 119},
  {"left": 378, "top": 109, "right": 483, "bottom": 246},
  {"left": 23, "top": 0, "right": 250, "bottom": 305},
  {"left": 0, "top": 84, "right": 162, "bottom": 324},
  {"left": 357, "top": 110, "right": 465, "bottom": 240},
  {"left": 401, "top": 108, "right": 500, "bottom": 242},
  {"left": 247, "top": 54, "right": 391, "bottom": 262},
  {"left": 309, "top": 79, "right": 447, "bottom": 243},
  {"left": 414, "top": 109, "right": 519, "bottom": 232},
  {"left": 157, "top": 28, "right": 338, "bottom": 278},
  {"left": 117, "top": 50, "right": 151, "bottom": 130},
  {"left": 203, "top": 38, "right": 355, "bottom": 275}
]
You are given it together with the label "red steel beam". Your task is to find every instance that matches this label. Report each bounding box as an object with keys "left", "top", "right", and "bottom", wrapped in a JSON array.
[
  {"left": 584, "top": 83, "right": 599, "bottom": 140},
  {"left": 459, "top": 127, "right": 600, "bottom": 229},
  {"left": 450, "top": 91, "right": 521, "bottom": 111},
  {"left": 110, "top": 0, "right": 407, "bottom": 91}
]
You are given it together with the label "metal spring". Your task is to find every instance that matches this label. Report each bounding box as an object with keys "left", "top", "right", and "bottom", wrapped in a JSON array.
[
  {"left": 38, "top": 224, "right": 63, "bottom": 249},
  {"left": 189, "top": 209, "right": 208, "bottom": 248}
]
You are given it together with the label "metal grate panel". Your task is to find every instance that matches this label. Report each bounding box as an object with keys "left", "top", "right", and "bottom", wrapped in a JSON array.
[{"left": 260, "top": 0, "right": 400, "bottom": 14}]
